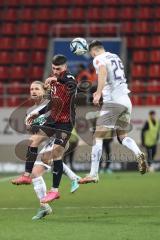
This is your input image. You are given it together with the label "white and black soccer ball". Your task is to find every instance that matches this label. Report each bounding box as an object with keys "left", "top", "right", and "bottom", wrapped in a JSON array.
[{"left": 70, "top": 37, "right": 88, "bottom": 55}]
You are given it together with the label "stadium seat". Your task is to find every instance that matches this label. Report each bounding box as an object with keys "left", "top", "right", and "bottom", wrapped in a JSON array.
[
  {"left": 156, "top": 96, "right": 160, "bottom": 105},
  {"left": 17, "top": 23, "right": 34, "bottom": 36},
  {"left": 0, "top": 83, "right": 4, "bottom": 94},
  {"left": 0, "top": 38, "right": 14, "bottom": 50},
  {"left": 54, "top": 0, "right": 69, "bottom": 6},
  {"left": 152, "top": 21, "right": 160, "bottom": 34},
  {"left": 0, "top": 98, "right": 4, "bottom": 107},
  {"left": 145, "top": 95, "right": 158, "bottom": 105},
  {"left": 121, "top": 22, "right": 135, "bottom": 35},
  {"left": 0, "top": 52, "right": 12, "bottom": 65},
  {"left": 52, "top": 26, "right": 70, "bottom": 37},
  {"left": 0, "top": 0, "right": 4, "bottom": 6},
  {"left": 70, "top": 8, "right": 86, "bottom": 21},
  {"left": 34, "top": 23, "right": 50, "bottom": 36},
  {"left": 35, "top": 8, "right": 52, "bottom": 21},
  {"left": 73, "top": 0, "right": 88, "bottom": 7},
  {"left": 88, "top": 8, "right": 102, "bottom": 21},
  {"left": 31, "top": 51, "right": 46, "bottom": 64},
  {"left": 54, "top": 25, "right": 86, "bottom": 37},
  {"left": 22, "top": 0, "right": 38, "bottom": 7},
  {"left": 102, "top": 25, "right": 118, "bottom": 37},
  {"left": 103, "top": 8, "right": 118, "bottom": 21},
  {"left": 52, "top": 8, "right": 69, "bottom": 21},
  {"left": 154, "top": 8, "right": 160, "bottom": 20},
  {"left": 136, "top": 7, "right": 153, "bottom": 20},
  {"left": 88, "top": 25, "right": 100, "bottom": 37},
  {"left": 119, "top": 7, "right": 136, "bottom": 21},
  {"left": 132, "top": 51, "right": 149, "bottom": 63},
  {"left": 32, "top": 37, "right": 48, "bottom": 50},
  {"left": 69, "top": 25, "right": 86, "bottom": 36},
  {"left": 11, "top": 66, "right": 26, "bottom": 80},
  {"left": 6, "top": 96, "right": 22, "bottom": 107},
  {"left": 151, "top": 36, "right": 160, "bottom": 48},
  {"left": 149, "top": 64, "right": 160, "bottom": 78},
  {"left": 131, "top": 65, "right": 147, "bottom": 78},
  {"left": 15, "top": 37, "right": 31, "bottom": 50},
  {"left": 133, "top": 36, "right": 150, "bottom": 49},
  {"left": 120, "top": 0, "right": 136, "bottom": 5},
  {"left": 7, "top": 82, "right": 26, "bottom": 94},
  {"left": 150, "top": 50, "right": 160, "bottom": 63},
  {"left": 5, "top": 0, "right": 20, "bottom": 7},
  {"left": 130, "top": 80, "right": 145, "bottom": 93},
  {"left": 28, "top": 66, "right": 44, "bottom": 80},
  {"left": 104, "top": 0, "right": 122, "bottom": 6},
  {"left": 90, "top": 0, "right": 103, "bottom": 6},
  {"left": 137, "top": 0, "right": 153, "bottom": 5},
  {"left": 89, "top": 25, "right": 117, "bottom": 37},
  {"left": 19, "top": 8, "right": 35, "bottom": 21},
  {"left": 134, "top": 22, "right": 151, "bottom": 34},
  {"left": 37, "top": 0, "right": 53, "bottom": 6},
  {"left": 146, "top": 80, "right": 160, "bottom": 93},
  {"left": 1, "top": 23, "right": 17, "bottom": 36},
  {"left": 130, "top": 95, "right": 143, "bottom": 105},
  {"left": 126, "top": 36, "right": 133, "bottom": 48},
  {"left": 13, "top": 52, "right": 30, "bottom": 65},
  {"left": 0, "top": 66, "right": 10, "bottom": 80},
  {"left": 2, "top": 9, "right": 19, "bottom": 22}
]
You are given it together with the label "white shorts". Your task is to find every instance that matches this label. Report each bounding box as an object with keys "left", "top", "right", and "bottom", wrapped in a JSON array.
[
  {"left": 34, "top": 159, "right": 51, "bottom": 170},
  {"left": 97, "top": 95, "right": 132, "bottom": 130}
]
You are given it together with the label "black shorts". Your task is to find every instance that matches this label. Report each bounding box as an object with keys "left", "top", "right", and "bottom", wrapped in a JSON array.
[{"left": 32, "top": 116, "right": 73, "bottom": 147}]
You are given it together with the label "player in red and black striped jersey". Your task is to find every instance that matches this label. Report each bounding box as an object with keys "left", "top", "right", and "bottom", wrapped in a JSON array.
[
  {"left": 26, "top": 55, "right": 77, "bottom": 203},
  {"left": 38, "top": 69, "right": 76, "bottom": 133}
]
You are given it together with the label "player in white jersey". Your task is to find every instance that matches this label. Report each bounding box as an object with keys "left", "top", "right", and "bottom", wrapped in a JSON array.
[
  {"left": 79, "top": 40, "right": 148, "bottom": 184},
  {"left": 11, "top": 81, "right": 81, "bottom": 219}
]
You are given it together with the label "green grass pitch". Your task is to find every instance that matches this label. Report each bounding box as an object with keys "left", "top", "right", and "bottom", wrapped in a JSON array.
[{"left": 0, "top": 172, "right": 160, "bottom": 240}]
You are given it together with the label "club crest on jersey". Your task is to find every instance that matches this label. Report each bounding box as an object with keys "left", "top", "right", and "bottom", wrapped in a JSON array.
[{"left": 67, "top": 74, "right": 75, "bottom": 79}]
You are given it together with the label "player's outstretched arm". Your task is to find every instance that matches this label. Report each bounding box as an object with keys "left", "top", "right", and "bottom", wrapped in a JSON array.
[
  {"left": 26, "top": 113, "right": 39, "bottom": 125},
  {"left": 93, "top": 65, "right": 107, "bottom": 105}
]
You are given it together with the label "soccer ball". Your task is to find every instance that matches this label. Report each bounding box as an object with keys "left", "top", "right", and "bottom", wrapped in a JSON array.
[{"left": 70, "top": 37, "right": 88, "bottom": 55}]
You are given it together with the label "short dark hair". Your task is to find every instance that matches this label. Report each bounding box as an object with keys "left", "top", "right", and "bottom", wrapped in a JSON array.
[
  {"left": 88, "top": 40, "right": 104, "bottom": 51},
  {"left": 52, "top": 54, "right": 67, "bottom": 66},
  {"left": 149, "top": 110, "right": 156, "bottom": 115}
]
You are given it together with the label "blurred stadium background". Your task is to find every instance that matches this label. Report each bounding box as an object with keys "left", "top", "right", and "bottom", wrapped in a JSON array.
[{"left": 0, "top": 0, "right": 160, "bottom": 173}]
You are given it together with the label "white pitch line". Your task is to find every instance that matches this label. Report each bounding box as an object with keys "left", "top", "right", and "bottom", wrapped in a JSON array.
[
  {"left": 0, "top": 206, "right": 160, "bottom": 210},
  {"left": 0, "top": 208, "right": 35, "bottom": 210},
  {"left": 0, "top": 176, "right": 18, "bottom": 182},
  {"left": 65, "top": 205, "right": 160, "bottom": 209}
]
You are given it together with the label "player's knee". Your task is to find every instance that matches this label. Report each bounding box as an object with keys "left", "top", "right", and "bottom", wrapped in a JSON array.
[
  {"left": 52, "top": 145, "right": 64, "bottom": 160},
  {"left": 94, "top": 127, "right": 112, "bottom": 139},
  {"left": 117, "top": 130, "right": 127, "bottom": 144},
  {"left": 41, "top": 154, "right": 52, "bottom": 165},
  {"left": 30, "top": 136, "right": 43, "bottom": 147},
  {"left": 31, "top": 172, "right": 39, "bottom": 179},
  {"left": 117, "top": 135, "right": 126, "bottom": 144},
  {"left": 117, "top": 136, "right": 123, "bottom": 144}
]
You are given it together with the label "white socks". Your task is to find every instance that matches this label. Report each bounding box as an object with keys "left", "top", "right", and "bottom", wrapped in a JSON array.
[
  {"left": 122, "top": 137, "right": 141, "bottom": 156},
  {"left": 63, "top": 163, "right": 79, "bottom": 180},
  {"left": 90, "top": 138, "right": 103, "bottom": 176},
  {"left": 32, "top": 176, "right": 47, "bottom": 201},
  {"left": 88, "top": 136, "right": 141, "bottom": 177}
]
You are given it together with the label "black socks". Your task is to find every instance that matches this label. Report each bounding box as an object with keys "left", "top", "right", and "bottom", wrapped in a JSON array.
[
  {"left": 52, "top": 160, "right": 63, "bottom": 188},
  {"left": 25, "top": 146, "right": 38, "bottom": 173}
]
